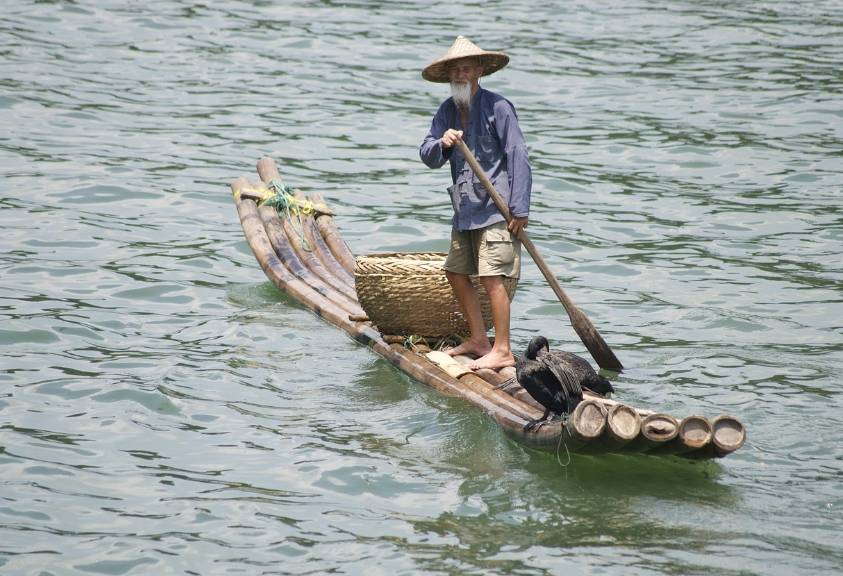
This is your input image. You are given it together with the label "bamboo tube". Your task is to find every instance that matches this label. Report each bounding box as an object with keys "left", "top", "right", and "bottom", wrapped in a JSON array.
[
  {"left": 678, "top": 415, "right": 713, "bottom": 452},
  {"left": 566, "top": 399, "right": 607, "bottom": 443},
  {"left": 299, "top": 192, "right": 356, "bottom": 286},
  {"left": 302, "top": 210, "right": 356, "bottom": 289},
  {"left": 601, "top": 403, "right": 641, "bottom": 451},
  {"left": 254, "top": 160, "right": 357, "bottom": 295},
  {"left": 258, "top": 204, "right": 364, "bottom": 316},
  {"left": 232, "top": 178, "right": 367, "bottom": 333},
  {"left": 711, "top": 415, "right": 746, "bottom": 457},
  {"left": 497, "top": 365, "right": 516, "bottom": 380},
  {"left": 255, "top": 159, "right": 356, "bottom": 289},
  {"left": 280, "top": 212, "right": 358, "bottom": 300},
  {"left": 626, "top": 413, "right": 679, "bottom": 452},
  {"left": 310, "top": 191, "right": 358, "bottom": 275},
  {"left": 425, "top": 351, "right": 544, "bottom": 425},
  {"left": 648, "top": 414, "right": 712, "bottom": 455}
]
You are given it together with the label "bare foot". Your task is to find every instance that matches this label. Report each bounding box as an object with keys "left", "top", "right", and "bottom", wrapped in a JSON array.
[
  {"left": 446, "top": 338, "right": 491, "bottom": 358},
  {"left": 469, "top": 348, "right": 516, "bottom": 371}
]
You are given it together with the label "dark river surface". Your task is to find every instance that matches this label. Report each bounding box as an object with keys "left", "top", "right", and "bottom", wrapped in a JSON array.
[{"left": 2, "top": 1, "right": 842, "bottom": 574}]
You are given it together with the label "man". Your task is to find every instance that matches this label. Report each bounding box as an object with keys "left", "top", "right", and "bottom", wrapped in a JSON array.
[{"left": 419, "top": 36, "right": 532, "bottom": 371}]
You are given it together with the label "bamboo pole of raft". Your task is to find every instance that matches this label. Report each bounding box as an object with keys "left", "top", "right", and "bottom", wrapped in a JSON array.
[
  {"left": 258, "top": 163, "right": 356, "bottom": 290},
  {"left": 233, "top": 178, "right": 364, "bottom": 327},
  {"left": 711, "top": 415, "right": 745, "bottom": 457},
  {"left": 255, "top": 155, "right": 355, "bottom": 276},
  {"left": 255, "top": 199, "right": 364, "bottom": 316},
  {"left": 683, "top": 415, "right": 745, "bottom": 458},
  {"left": 259, "top": 205, "right": 361, "bottom": 310},
  {"left": 299, "top": 207, "right": 356, "bottom": 289},
  {"left": 274, "top": 207, "right": 358, "bottom": 301},
  {"left": 303, "top": 191, "right": 356, "bottom": 287},
  {"left": 309, "top": 191, "right": 358, "bottom": 276},
  {"left": 254, "top": 160, "right": 357, "bottom": 297}
]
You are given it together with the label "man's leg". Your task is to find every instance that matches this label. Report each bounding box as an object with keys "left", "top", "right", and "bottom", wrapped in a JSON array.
[
  {"left": 470, "top": 275, "right": 516, "bottom": 370},
  {"left": 445, "top": 271, "right": 492, "bottom": 358}
]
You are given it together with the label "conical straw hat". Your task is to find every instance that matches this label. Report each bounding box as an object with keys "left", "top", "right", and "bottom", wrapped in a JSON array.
[{"left": 422, "top": 36, "right": 510, "bottom": 83}]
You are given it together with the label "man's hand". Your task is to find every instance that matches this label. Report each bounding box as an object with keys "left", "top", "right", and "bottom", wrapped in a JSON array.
[
  {"left": 508, "top": 216, "right": 528, "bottom": 237},
  {"left": 441, "top": 129, "right": 464, "bottom": 149}
]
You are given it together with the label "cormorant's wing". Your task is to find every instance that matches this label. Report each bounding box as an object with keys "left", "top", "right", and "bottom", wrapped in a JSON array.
[
  {"left": 527, "top": 369, "right": 559, "bottom": 408},
  {"left": 546, "top": 350, "right": 595, "bottom": 379},
  {"left": 541, "top": 356, "right": 583, "bottom": 412}
]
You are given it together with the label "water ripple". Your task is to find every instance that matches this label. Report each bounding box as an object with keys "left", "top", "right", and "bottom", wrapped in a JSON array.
[{"left": 1, "top": 0, "right": 842, "bottom": 574}]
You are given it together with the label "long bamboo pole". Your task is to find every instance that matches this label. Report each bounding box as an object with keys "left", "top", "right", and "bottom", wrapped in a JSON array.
[
  {"left": 254, "top": 160, "right": 357, "bottom": 297},
  {"left": 258, "top": 204, "right": 364, "bottom": 316}
]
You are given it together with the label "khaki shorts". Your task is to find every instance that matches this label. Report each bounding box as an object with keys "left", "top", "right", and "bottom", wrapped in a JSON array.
[{"left": 443, "top": 221, "right": 521, "bottom": 278}]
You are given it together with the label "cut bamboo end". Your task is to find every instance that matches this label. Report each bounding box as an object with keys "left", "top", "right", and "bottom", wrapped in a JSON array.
[
  {"left": 627, "top": 413, "right": 679, "bottom": 452},
  {"left": 642, "top": 413, "right": 679, "bottom": 443},
  {"left": 711, "top": 415, "right": 746, "bottom": 457},
  {"left": 602, "top": 403, "right": 641, "bottom": 450},
  {"left": 679, "top": 415, "right": 713, "bottom": 450},
  {"left": 566, "top": 399, "right": 607, "bottom": 445},
  {"left": 650, "top": 414, "right": 713, "bottom": 455}
]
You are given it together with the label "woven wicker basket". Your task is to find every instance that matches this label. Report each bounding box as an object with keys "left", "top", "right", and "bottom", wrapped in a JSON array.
[{"left": 354, "top": 253, "right": 517, "bottom": 337}]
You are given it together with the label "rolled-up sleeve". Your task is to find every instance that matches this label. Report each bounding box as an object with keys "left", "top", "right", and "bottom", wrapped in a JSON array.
[
  {"left": 495, "top": 100, "right": 532, "bottom": 218},
  {"left": 420, "top": 104, "right": 452, "bottom": 169}
]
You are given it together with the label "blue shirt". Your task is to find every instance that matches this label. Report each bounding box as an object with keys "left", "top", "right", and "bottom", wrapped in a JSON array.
[{"left": 420, "top": 87, "right": 532, "bottom": 231}]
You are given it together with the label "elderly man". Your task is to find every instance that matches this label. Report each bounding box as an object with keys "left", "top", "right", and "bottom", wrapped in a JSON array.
[{"left": 420, "top": 36, "right": 532, "bottom": 370}]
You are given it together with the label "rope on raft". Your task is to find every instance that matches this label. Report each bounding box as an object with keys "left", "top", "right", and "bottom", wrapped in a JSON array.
[
  {"left": 232, "top": 179, "right": 334, "bottom": 252},
  {"left": 231, "top": 180, "right": 334, "bottom": 217}
]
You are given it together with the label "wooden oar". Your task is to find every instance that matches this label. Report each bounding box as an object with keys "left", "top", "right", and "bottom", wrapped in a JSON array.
[{"left": 456, "top": 139, "right": 624, "bottom": 372}]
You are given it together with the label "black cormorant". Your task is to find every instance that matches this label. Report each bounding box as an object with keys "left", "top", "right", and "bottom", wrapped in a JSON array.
[{"left": 515, "top": 335, "right": 615, "bottom": 431}]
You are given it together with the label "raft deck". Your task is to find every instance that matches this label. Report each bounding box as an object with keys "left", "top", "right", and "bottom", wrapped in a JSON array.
[{"left": 231, "top": 157, "right": 746, "bottom": 459}]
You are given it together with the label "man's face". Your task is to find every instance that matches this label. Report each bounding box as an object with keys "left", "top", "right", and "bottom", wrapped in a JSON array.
[{"left": 448, "top": 58, "right": 484, "bottom": 85}]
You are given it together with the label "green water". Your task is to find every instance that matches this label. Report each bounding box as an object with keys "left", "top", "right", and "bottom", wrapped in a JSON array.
[{"left": 1, "top": 1, "right": 842, "bottom": 574}]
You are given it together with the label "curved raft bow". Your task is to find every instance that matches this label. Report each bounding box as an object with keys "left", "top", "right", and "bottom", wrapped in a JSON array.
[{"left": 231, "top": 157, "right": 746, "bottom": 459}]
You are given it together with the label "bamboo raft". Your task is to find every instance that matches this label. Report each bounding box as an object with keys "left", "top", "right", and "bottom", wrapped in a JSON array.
[{"left": 231, "top": 157, "right": 746, "bottom": 459}]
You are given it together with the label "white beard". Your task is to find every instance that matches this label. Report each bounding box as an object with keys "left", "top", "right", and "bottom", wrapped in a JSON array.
[{"left": 450, "top": 81, "right": 472, "bottom": 111}]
